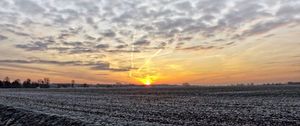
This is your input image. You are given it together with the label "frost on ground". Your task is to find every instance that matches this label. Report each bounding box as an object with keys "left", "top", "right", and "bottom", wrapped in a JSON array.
[
  {"left": 0, "top": 85, "right": 300, "bottom": 126},
  {"left": 0, "top": 104, "right": 91, "bottom": 126}
]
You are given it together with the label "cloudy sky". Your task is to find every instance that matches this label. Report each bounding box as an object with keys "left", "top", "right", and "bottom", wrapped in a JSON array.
[{"left": 0, "top": 0, "right": 300, "bottom": 85}]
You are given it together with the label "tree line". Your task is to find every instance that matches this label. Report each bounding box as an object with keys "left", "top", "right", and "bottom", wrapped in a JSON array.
[{"left": 0, "top": 77, "right": 50, "bottom": 88}]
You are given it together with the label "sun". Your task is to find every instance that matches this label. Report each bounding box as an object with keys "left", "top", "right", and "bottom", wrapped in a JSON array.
[
  {"left": 144, "top": 79, "right": 152, "bottom": 86},
  {"left": 139, "top": 76, "right": 154, "bottom": 86}
]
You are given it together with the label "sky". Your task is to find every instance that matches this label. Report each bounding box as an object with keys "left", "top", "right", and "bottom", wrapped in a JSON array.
[{"left": 0, "top": 0, "right": 300, "bottom": 85}]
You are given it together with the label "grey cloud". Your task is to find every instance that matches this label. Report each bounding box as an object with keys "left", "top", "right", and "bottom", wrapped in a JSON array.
[
  {"left": 96, "top": 37, "right": 103, "bottom": 42},
  {"left": 200, "top": 15, "right": 216, "bottom": 22},
  {"left": 157, "top": 42, "right": 167, "bottom": 49},
  {"left": 2, "top": 64, "right": 50, "bottom": 72},
  {"left": 89, "top": 63, "right": 110, "bottom": 70},
  {"left": 115, "top": 38, "right": 125, "bottom": 43},
  {"left": 154, "top": 17, "right": 195, "bottom": 33},
  {"left": 6, "top": 29, "right": 30, "bottom": 37},
  {"left": 0, "top": 24, "right": 23, "bottom": 30},
  {"left": 43, "top": 13, "right": 75, "bottom": 25},
  {"left": 0, "top": 59, "right": 83, "bottom": 66},
  {"left": 145, "top": 41, "right": 167, "bottom": 50},
  {"left": 175, "top": 1, "right": 192, "bottom": 11},
  {"left": 115, "top": 44, "right": 128, "bottom": 49},
  {"left": 0, "top": 0, "right": 9, "bottom": 7},
  {"left": 277, "top": 3, "right": 300, "bottom": 17},
  {"left": 95, "top": 44, "right": 110, "bottom": 49},
  {"left": 0, "top": 59, "right": 106, "bottom": 68},
  {"left": 106, "top": 49, "right": 140, "bottom": 53},
  {"left": 0, "top": 35, "right": 8, "bottom": 41},
  {"left": 85, "top": 35, "right": 96, "bottom": 40},
  {"left": 178, "top": 36, "right": 193, "bottom": 41},
  {"left": 101, "top": 30, "right": 116, "bottom": 37},
  {"left": 15, "top": 41, "right": 49, "bottom": 51},
  {"left": 176, "top": 42, "right": 185, "bottom": 49},
  {"left": 14, "top": 0, "right": 45, "bottom": 15},
  {"left": 75, "top": 1, "right": 99, "bottom": 15},
  {"left": 68, "top": 48, "right": 95, "bottom": 54},
  {"left": 0, "top": 59, "right": 128, "bottom": 72},
  {"left": 180, "top": 45, "right": 219, "bottom": 51},
  {"left": 90, "top": 64, "right": 130, "bottom": 72},
  {"left": 59, "top": 27, "right": 83, "bottom": 36},
  {"left": 242, "top": 20, "right": 291, "bottom": 37},
  {"left": 15, "top": 36, "right": 100, "bottom": 54},
  {"left": 36, "top": 36, "right": 55, "bottom": 43},
  {"left": 214, "top": 39, "right": 225, "bottom": 42},
  {"left": 221, "top": 2, "right": 269, "bottom": 28},
  {"left": 225, "top": 42, "right": 235, "bottom": 46},
  {"left": 263, "top": 34, "right": 275, "bottom": 38},
  {"left": 196, "top": 0, "right": 227, "bottom": 14},
  {"left": 62, "top": 41, "right": 83, "bottom": 46},
  {"left": 1, "top": 0, "right": 299, "bottom": 54},
  {"left": 133, "top": 39, "right": 151, "bottom": 46},
  {"left": 15, "top": 36, "right": 56, "bottom": 51},
  {"left": 59, "top": 9, "right": 79, "bottom": 16},
  {"left": 57, "top": 33, "right": 71, "bottom": 39},
  {"left": 86, "top": 17, "right": 94, "bottom": 25},
  {"left": 57, "top": 27, "right": 83, "bottom": 39},
  {"left": 85, "top": 17, "right": 98, "bottom": 29}
]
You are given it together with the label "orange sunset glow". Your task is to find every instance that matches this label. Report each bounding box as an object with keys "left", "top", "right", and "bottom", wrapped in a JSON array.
[{"left": 0, "top": 0, "right": 300, "bottom": 85}]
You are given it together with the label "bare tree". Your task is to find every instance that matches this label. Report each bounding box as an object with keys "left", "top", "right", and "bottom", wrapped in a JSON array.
[
  {"left": 12, "top": 79, "right": 21, "bottom": 88},
  {"left": 71, "top": 80, "right": 75, "bottom": 88},
  {"left": 3, "top": 77, "right": 10, "bottom": 88}
]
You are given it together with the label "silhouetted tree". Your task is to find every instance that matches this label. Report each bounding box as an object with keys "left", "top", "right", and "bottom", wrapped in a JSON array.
[
  {"left": 31, "top": 81, "right": 39, "bottom": 88},
  {"left": 44, "top": 78, "right": 50, "bottom": 84},
  {"left": 23, "top": 79, "right": 32, "bottom": 88},
  {"left": 11, "top": 79, "right": 22, "bottom": 88},
  {"left": 37, "top": 79, "right": 44, "bottom": 84},
  {"left": 39, "top": 78, "right": 50, "bottom": 88},
  {"left": 0, "top": 77, "right": 50, "bottom": 88},
  {"left": 3, "top": 77, "right": 11, "bottom": 88},
  {"left": 71, "top": 80, "right": 75, "bottom": 88},
  {"left": 0, "top": 80, "right": 3, "bottom": 88},
  {"left": 83, "top": 83, "right": 89, "bottom": 87}
]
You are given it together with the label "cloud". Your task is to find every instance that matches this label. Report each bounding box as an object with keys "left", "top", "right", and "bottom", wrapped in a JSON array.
[
  {"left": 175, "top": 1, "right": 192, "bottom": 11},
  {"left": 101, "top": 30, "right": 116, "bottom": 38},
  {"left": 0, "top": 59, "right": 129, "bottom": 72},
  {"left": 15, "top": 41, "right": 49, "bottom": 51},
  {"left": 221, "top": 1, "right": 268, "bottom": 28},
  {"left": 90, "top": 64, "right": 129, "bottom": 72},
  {"left": 14, "top": 0, "right": 45, "bottom": 15},
  {"left": 115, "top": 44, "right": 128, "bottom": 49},
  {"left": 277, "top": 3, "right": 300, "bottom": 18},
  {"left": 95, "top": 44, "right": 110, "bottom": 49},
  {"left": 0, "top": 59, "right": 82, "bottom": 65},
  {"left": 0, "top": 0, "right": 299, "bottom": 57},
  {"left": 133, "top": 39, "right": 151, "bottom": 46},
  {"left": 0, "top": 35, "right": 8, "bottom": 41},
  {"left": 62, "top": 41, "right": 83, "bottom": 46},
  {"left": 0, "top": 64, "right": 51, "bottom": 72},
  {"left": 178, "top": 36, "right": 193, "bottom": 41},
  {"left": 85, "top": 35, "right": 96, "bottom": 40},
  {"left": 106, "top": 49, "right": 140, "bottom": 53},
  {"left": 180, "top": 45, "right": 220, "bottom": 51},
  {"left": 95, "top": 73, "right": 109, "bottom": 76},
  {"left": 0, "top": 67, "right": 16, "bottom": 72},
  {"left": 242, "top": 20, "right": 292, "bottom": 37},
  {"left": 6, "top": 29, "right": 31, "bottom": 37},
  {"left": 67, "top": 47, "right": 96, "bottom": 54}
]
